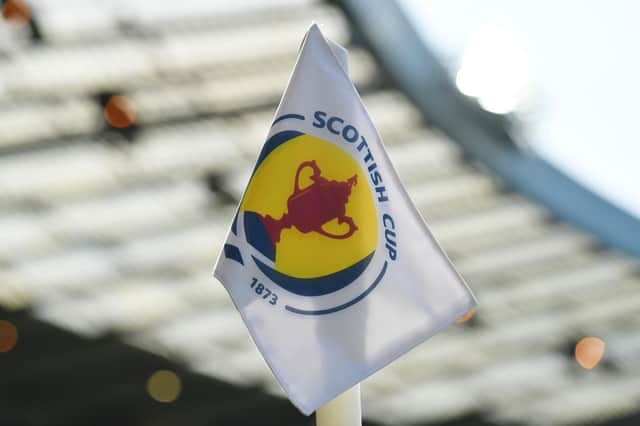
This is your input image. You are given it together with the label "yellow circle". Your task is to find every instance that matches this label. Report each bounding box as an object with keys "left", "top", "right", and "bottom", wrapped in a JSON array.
[
  {"left": 147, "top": 370, "right": 182, "bottom": 403},
  {"left": 241, "top": 134, "right": 378, "bottom": 278}
]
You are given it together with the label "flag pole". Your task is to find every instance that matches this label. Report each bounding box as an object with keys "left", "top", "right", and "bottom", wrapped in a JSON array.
[{"left": 315, "top": 384, "right": 362, "bottom": 426}]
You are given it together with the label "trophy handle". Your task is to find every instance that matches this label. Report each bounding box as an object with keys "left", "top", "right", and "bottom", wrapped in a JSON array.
[
  {"left": 316, "top": 215, "right": 358, "bottom": 240},
  {"left": 294, "top": 160, "right": 321, "bottom": 194}
]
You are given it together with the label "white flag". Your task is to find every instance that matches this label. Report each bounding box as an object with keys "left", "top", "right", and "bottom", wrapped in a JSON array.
[{"left": 213, "top": 23, "right": 476, "bottom": 415}]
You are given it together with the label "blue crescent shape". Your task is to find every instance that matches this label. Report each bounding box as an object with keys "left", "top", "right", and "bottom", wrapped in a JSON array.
[
  {"left": 251, "top": 251, "right": 375, "bottom": 296},
  {"left": 285, "top": 261, "right": 387, "bottom": 315}
]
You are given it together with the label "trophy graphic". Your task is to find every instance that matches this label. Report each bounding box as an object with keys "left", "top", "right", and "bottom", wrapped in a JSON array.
[{"left": 260, "top": 160, "right": 359, "bottom": 246}]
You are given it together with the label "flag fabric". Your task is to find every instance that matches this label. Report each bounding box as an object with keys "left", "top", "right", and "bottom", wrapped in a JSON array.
[{"left": 213, "top": 23, "right": 477, "bottom": 415}]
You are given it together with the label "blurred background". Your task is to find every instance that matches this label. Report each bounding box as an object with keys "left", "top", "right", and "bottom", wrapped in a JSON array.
[{"left": 0, "top": 0, "right": 639, "bottom": 425}]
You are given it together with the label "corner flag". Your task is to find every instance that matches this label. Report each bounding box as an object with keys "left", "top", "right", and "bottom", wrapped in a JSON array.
[{"left": 213, "top": 23, "right": 476, "bottom": 415}]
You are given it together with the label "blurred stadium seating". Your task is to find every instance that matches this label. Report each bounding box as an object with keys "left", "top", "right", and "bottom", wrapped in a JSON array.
[{"left": 1, "top": 0, "right": 639, "bottom": 425}]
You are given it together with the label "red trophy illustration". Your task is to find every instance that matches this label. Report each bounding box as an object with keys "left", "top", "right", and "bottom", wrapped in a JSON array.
[{"left": 260, "top": 160, "right": 358, "bottom": 245}]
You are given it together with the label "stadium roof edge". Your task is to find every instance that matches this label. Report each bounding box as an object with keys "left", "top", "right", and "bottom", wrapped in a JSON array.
[{"left": 335, "top": 0, "right": 640, "bottom": 259}]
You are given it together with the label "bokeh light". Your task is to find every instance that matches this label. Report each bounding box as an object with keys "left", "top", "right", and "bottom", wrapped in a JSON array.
[
  {"left": 456, "top": 308, "right": 476, "bottom": 324},
  {"left": 0, "top": 320, "right": 18, "bottom": 352},
  {"left": 1, "top": 0, "right": 31, "bottom": 27},
  {"left": 147, "top": 370, "right": 182, "bottom": 403},
  {"left": 103, "top": 95, "right": 137, "bottom": 129},
  {"left": 575, "top": 337, "right": 606, "bottom": 370},
  {"left": 455, "top": 26, "right": 529, "bottom": 114}
]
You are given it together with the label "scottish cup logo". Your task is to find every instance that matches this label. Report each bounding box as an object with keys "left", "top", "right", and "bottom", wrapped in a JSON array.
[
  {"left": 223, "top": 112, "right": 397, "bottom": 315},
  {"left": 259, "top": 160, "right": 359, "bottom": 244},
  {"left": 213, "top": 26, "right": 476, "bottom": 415}
]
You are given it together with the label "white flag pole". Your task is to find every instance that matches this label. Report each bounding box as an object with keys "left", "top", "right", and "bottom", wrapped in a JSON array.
[{"left": 315, "top": 384, "right": 362, "bottom": 426}]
